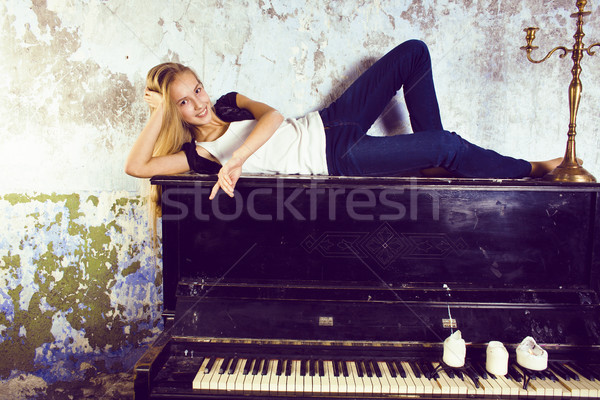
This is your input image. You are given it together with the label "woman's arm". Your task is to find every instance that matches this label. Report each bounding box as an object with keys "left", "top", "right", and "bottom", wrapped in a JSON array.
[
  {"left": 209, "top": 93, "right": 284, "bottom": 199},
  {"left": 124, "top": 90, "right": 190, "bottom": 178}
]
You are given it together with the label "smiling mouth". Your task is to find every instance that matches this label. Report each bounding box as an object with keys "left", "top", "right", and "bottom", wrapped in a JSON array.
[{"left": 196, "top": 107, "right": 208, "bottom": 118}]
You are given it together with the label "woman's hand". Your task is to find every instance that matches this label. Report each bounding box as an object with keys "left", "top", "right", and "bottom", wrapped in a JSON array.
[
  {"left": 144, "top": 88, "right": 163, "bottom": 112},
  {"left": 209, "top": 156, "right": 244, "bottom": 199}
]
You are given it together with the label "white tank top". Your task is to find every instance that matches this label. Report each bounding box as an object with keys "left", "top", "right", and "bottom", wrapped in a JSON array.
[{"left": 196, "top": 111, "right": 328, "bottom": 175}]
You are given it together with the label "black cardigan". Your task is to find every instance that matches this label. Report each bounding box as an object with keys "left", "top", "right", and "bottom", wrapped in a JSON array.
[{"left": 180, "top": 92, "right": 254, "bottom": 174}]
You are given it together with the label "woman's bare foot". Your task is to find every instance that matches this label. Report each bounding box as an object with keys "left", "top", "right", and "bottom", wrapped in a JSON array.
[{"left": 529, "top": 157, "right": 583, "bottom": 178}]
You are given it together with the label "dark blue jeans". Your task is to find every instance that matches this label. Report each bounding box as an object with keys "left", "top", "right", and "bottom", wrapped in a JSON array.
[{"left": 319, "top": 40, "right": 532, "bottom": 178}]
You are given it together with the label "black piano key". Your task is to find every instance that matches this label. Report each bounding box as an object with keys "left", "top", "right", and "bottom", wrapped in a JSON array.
[
  {"left": 426, "top": 362, "right": 439, "bottom": 379},
  {"left": 276, "top": 359, "right": 283, "bottom": 376},
  {"left": 394, "top": 361, "right": 407, "bottom": 378},
  {"left": 371, "top": 360, "right": 382, "bottom": 378},
  {"left": 300, "top": 359, "right": 307, "bottom": 376},
  {"left": 243, "top": 358, "right": 253, "bottom": 375},
  {"left": 341, "top": 360, "right": 349, "bottom": 377},
  {"left": 464, "top": 367, "right": 480, "bottom": 388},
  {"left": 568, "top": 362, "right": 598, "bottom": 381},
  {"left": 536, "top": 369, "right": 547, "bottom": 380},
  {"left": 507, "top": 365, "right": 523, "bottom": 382},
  {"left": 332, "top": 360, "right": 340, "bottom": 377},
  {"left": 204, "top": 357, "right": 216, "bottom": 374},
  {"left": 543, "top": 369, "right": 558, "bottom": 382},
  {"left": 454, "top": 369, "right": 464, "bottom": 380},
  {"left": 285, "top": 360, "right": 292, "bottom": 377},
  {"left": 408, "top": 361, "right": 421, "bottom": 378},
  {"left": 318, "top": 360, "right": 325, "bottom": 377},
  {"left": 227, "top": 357, "right": 239, "bottom": 375},
  {"left": 261, "top": 359, "right": 270, "bottom": 376},
  {"left": 219, "top": 357, "right": 231, "bottom": 374},
  {"left": 549, "top": 362, "right": 573, "bottom": 381},
  {"left": 564, "top": 365, "right": 580, "bottom": 381},
  {"left": 364, "top": 361, "right": 373, "bottom": 378},
  {"left": 445, "top": 367, "right": 455, "bottom": 379},
  {"left": 355, "top": 361, "right": 364, "bottom": 378},
  {"left": 472, "top": 362, "right": 488, "bottom": 379},
  {"left": 419, "top": 361, "right": 435, "bottom": 379},
  {"left": 386, "top": 361, "right": 397, "bottom": 378},
  {"left": 548, "top": 363, "right": 569, "bottom": 380},
  {"left": 309, "top": 359, "right": 316, "bottom": 376},
  {"left": 465, "top": 363, "right": 479, "bottom": 379},
  {"left": 529, "top": 370, "right": 541, "bottom": 380},
  {"left": 251, "top": 358, "right": 262, "bottom": 376}
]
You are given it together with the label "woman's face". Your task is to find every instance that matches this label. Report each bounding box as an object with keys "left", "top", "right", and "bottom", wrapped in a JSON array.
[{"left": 169, "top": 70, "right": 213, "bottom": 126}]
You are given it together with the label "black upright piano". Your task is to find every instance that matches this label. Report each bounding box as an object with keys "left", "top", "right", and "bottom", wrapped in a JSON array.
[{"left": 134, "top": 175, "right": 600, "bottom": 399}]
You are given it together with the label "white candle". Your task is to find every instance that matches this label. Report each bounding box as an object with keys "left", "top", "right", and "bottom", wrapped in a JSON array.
[
  {"left": 486, "top": 341, "right": 508, "bottom": 376},
  {"left": 443, "top": 330, "right": 466, "bottom": 368},
  {"left": 516, "top": 336, "right": 548, "bottom": 371}
]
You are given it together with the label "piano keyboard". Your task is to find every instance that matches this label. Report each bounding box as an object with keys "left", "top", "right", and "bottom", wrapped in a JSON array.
[{"left": 188, "top": 355, "right": 600, "bottom": 397}]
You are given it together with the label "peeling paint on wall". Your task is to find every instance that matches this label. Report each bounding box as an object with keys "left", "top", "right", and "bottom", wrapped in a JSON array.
[{"left": 0, "top": 193, "right": 161, "bottom": 381}]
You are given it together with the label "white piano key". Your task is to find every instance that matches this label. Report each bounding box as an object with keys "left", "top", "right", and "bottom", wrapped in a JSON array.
[
  {"left": 275, "top": 360, "right": 287, "bottom": 394},
  {"left": 215, "top": 364, "right": 229, "bottom": 392},
  {"left": 319, "top": 361, "right": 330, "bottom": 394},
  {"left": 207, "top": 358, "right": 225, "bottom": 391},
  {"left": 513, "top": 366, "right": 548, "bottom": 397},
  {"left": 401, "top": 361, "right": 424, "bottom": 394},
  {"left": 348, "top": 360, "right": 368, "bottom": 394},
  {"left": 503, "top": 371, "right": 531, "bottom": 397},
  {"left": 311, "top": 361, "right": 323, "bottom": 394},
  {"left": 366, "top": 361, "right": 382, "bottom": 394},
  {"left": 536, "top": 372, "right": 565, "bottom": 398},
  {"left": 361, "top": 360, "right": 375, "bottom": 394},
  {"left": 230, "top": 357, "right": 246, "bottom": 392},
  {"left": 483, "top": 372, "right": 515, "bottom": 398},
  {"left": 381, "top": 362, "right": 399, "bottom": 393},
  {"left": 431, "top": 365, "right": 453, "bottom": 396},
  {"left": 324, "top": 361, "right": 339, "bottom": 394},
  {"left": 192, "top": 357, "right": 211, "bottom": 390},
  {"left": 268, "top": 360, "right": 282, "bottom": 395},
  {"left": 250, "top": 359, "right": 264, "bottom": 393},
  {"left": 564, "top": 363, "right": 600, "bottom": 397},
  {"left": 553, "top": 369, "right": 588, "bottom": 397},
  {"left": 462, "top": 371, "right": 486, "bottom": 397},
  {"left": 477, "top": 371, "right": 503, "bottom": 396},
  {"left": 396, "top": 362, "right": 418, "bottom": 395},
  {"left": 258, "top": 359, "right": 274, "bottom": 393},
  {"left": 337, "top": 361, "right": 350, "bottom": 394},
  {"left": 377, "top": 361, "right": 394, "bottom": 394},
  {"left": 303, "top": 360, "right": 313, "bottom": 394},
  {"left": 404, "top": 361, "right": 436, "bottom": 395},
  {"left": 495, "top": 373, "right": 521, "bottom": 397},
  {"left": 440, "top": 368, "right": 468, "bottom": 396},
  {"left": 290, "top": 360, "right": 302, "bottom": 394},
  {"left": 242, "top": 359, "right": 256, "bottom": 394}
]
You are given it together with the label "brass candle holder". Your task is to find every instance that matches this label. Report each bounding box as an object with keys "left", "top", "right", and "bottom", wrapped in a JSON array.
[{"left": 521, "top": 0, "right": 599, "bottom": 182}]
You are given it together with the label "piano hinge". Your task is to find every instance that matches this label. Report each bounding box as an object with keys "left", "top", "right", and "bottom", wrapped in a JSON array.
[{"left": 442, "top": 318, "right": 457, "bottom": 329}]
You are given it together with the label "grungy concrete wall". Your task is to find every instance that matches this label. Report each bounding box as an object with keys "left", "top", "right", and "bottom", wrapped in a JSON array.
[{"left": 1, "top": 0, "right": 599, "bottom": 386}]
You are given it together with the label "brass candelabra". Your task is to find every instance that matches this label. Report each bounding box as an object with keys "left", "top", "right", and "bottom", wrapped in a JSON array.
[{"left": 521, "top": 0, "right": 599, "bottom": 182}]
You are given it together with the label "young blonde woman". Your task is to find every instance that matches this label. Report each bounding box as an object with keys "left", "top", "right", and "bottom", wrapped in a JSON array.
[{"left": 126, "top": 40, "right": 563, "bottom": 206}]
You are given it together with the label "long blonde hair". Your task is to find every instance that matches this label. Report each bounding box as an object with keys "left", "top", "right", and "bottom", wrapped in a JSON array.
[{"left": 145, "top": 62, "right": 202, "bottom": 220}]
